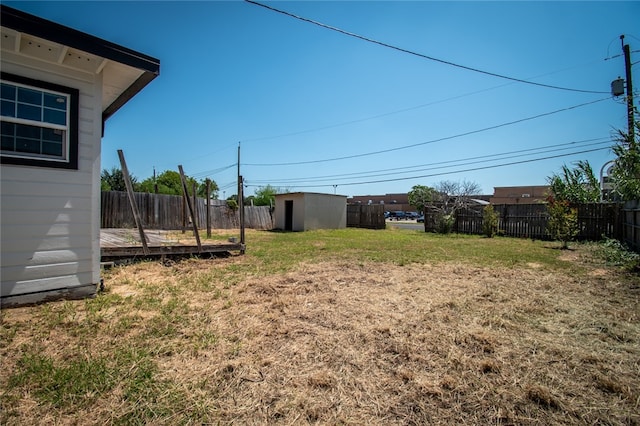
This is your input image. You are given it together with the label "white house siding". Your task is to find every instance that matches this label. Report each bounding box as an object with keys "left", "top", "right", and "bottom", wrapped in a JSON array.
[{"left": 0, "top": 56, "right": 102, "bottom": 304}]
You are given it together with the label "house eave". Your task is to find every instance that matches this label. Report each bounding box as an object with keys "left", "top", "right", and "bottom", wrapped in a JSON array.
[
  {"left": 0, "top": 4, "right": 160, "bottom": 125},
  {"left": 102, "top": 71, "right": 158, "bottom": 125}
]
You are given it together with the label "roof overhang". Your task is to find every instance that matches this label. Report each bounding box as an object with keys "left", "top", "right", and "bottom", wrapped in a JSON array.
[{"left": 0, "top": 4, "right": 160, "bottom": 127}]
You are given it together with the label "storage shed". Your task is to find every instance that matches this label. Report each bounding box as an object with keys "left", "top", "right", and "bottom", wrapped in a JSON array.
[
  {"left": 274, "top": 192, "right": 347, "bottom": 231},
  {"left": 1, "top": 5, "right": 160, "bottom": 306}
]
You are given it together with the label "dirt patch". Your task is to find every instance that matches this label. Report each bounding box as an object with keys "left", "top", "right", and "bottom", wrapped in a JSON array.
[{"left": 146, "top": 262, "right": 640, "bottom": 423}]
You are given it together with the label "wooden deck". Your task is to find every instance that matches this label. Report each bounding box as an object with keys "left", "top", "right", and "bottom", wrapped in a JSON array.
[{"left": 100, "top": 229, "right": 244, "bottom": 260}]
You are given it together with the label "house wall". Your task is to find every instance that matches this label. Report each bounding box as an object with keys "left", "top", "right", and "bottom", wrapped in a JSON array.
[{"left": 1, "top": 52, "right": 102, "bottom": 305}]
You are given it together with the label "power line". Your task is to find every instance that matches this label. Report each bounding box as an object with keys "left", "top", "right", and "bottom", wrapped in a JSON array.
[
  {"left": 240, "top": 61, "right": 599, "bottom": 144},
  {"left": 245, "top": 0, "right": 609, "bottom": 95},
  {"left": 246, "top": 138, "right": 611, "bottom": 184},
  {"left": 244, "top": 97, "right": 610, "bottom": 166},
  {"left": 191, "top": 163, "right": 237, "bottom": 179},
  {"left": 252, "top": 138, "right": 611, "bottom": 184},
  {"left": 218, "top": 181, "right": 238, "bottom": 191},
  {"left": 245, "top": 146, "right": 611, "bottom": 189}
]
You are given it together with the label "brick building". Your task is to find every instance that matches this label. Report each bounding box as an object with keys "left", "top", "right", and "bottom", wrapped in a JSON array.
[
  {"left": 490, "top": 186, "right": 549, "bottom": 204},
  {"left": 347, "top": 193, "right": 413, "bottom": 212}
]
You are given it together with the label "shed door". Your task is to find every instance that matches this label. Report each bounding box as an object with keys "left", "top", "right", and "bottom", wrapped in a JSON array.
[{"left": 285, "top": 200, "right": 293, "bottom": 231}]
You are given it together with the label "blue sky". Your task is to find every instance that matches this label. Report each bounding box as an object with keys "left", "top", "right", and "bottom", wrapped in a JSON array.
[{"left": 6, "top": 1, "right": 639, "bottom": 197}]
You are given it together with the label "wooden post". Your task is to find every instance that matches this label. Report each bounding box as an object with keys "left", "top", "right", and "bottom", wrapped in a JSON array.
[
  {"left": 117, "top": 150, "right": 149, "bottom": 255},
  {"left": 206, "top": 179, "right": 211, "bottom": 238},
  {"left": 182, "top": 192, "right": 187, "bottom": 234},
  {"left": 192, "top": 181, "right": 198, "bottom": 228},
  {"left": 239, "top": 175, "right": 245, "bottom": 253},
  {"left": 178, "top": 165, "right": 202, "bottom": 252},
  {"left": 238, "top": 143, "right": 245, "bottom": 254}
]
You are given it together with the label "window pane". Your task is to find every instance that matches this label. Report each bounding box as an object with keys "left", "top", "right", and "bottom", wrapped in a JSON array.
[
  {"left": 1, "top": 135, "right": 15, "bottom": 151},
  {"left": 16, "top": 123, "right": 41, "bottom": 139},
  {"left": 17, "top": 103, "right": 41, "bottom": 121},
  {"left": 42, "top": 141, "right": 63, "bottom": 156},
  {"left": 1, "top": 100, "right": 16, "bottom": 117},
  {"left": 1, "top": 121, "right": 15, "bottom": 136},
  {"left": 42, "top": 128, "right": 63, "bottom": 143},
  {"left": 43, "top": 108, "right": 66, "bottom": 125},
  {"left": 15, "top": 137, "right": 40, "bottom": 154},
  {"left": 1, "top": 83, "right": 16, "bottom": 101},
  {"left": 43, "top": 93, "right": 67, "bottom": 110},
  {"left": 17, "top": 87, "right": 41, "bottom": 105}
]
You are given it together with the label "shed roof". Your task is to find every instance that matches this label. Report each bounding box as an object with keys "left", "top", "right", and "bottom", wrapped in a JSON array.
[
  {"left": 276, "top": 192, "right": 347, "bottom": 198},
  {"left": 0, "top": 4, "right": 160, "bottom": 127}
]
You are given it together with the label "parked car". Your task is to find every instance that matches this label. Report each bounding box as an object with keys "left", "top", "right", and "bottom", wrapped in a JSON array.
[
  {"left": 417, "top": 215, "right": 424, "bottom": 223},
  {"left": 405, "top": 212, "right": 419, "bottom": 219},
  {"left": 388, "top": 211, "right": 406, "bottom": 220}
]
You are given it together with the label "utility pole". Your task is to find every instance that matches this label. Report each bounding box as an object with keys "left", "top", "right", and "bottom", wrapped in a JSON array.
[
  {"left": 621, "top": 35, "right": 635, "bottom": 142},
  {"left": 237, "top": 142, "right": 245, "bottom": 251},
  {"left": 153, "top": 166, "right": 158, "bottom": 194}
]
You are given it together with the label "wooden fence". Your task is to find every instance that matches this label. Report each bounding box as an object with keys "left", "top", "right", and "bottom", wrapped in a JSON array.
[
  {"left": 427, "top": 203, "right": 626, "bottom": 242},
  {"left": 622, "top": 201, "right": 640, "bottom": 250},
  {"left": 101, "top": 192, "right": 640, "bottom": 250},
  {"left": 347, "top": 204, "right": 386, "bottom": 229},
  {"left": 101, "top": 191, "right": 274, "bottom": 230}
]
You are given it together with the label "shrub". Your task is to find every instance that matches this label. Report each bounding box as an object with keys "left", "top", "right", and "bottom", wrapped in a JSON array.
[
  {"left": 546, "top": 197, "right": 578, "bottom": 249},
  {"left": 482, "top": 205, "right": 499, "bottom": 238},
  {"left": 226, "top": 199, "right": 238, "bottom": 211},
  {"left": 437, "top": 214, "right": 455, "bottom": 234},
  {"left": 594, "top": 237, "right": 640, "bottom": 271}
]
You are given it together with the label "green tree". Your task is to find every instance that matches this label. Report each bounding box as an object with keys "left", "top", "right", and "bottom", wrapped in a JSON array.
[
  {"left": 407, "top": 185, "right": 437, "bottom": 214},
  {"left": 547, "top": 160, "right": 600, "bottom": 203},
  {"left": 138, "top": 170, "right": 198, "bottom": 196},
  {"left": 545, "top": 161, "right": 598, "bottom": 248},
  {"left": 482, "top": 205, "right": 499, "bottom": 238},
  {"left": 196, "top": 178, "right": 219, "bottom": 199},
  {"left": 101, "top": 167, "right": 137, "bottom": 192},
  {"left": 610, "top": 119, "right": 640, "bottom": 201},
  {"left": 546, "top": 196, "right": 579, "bottom": 249},
  {"left": 252, "top": 185, "right": 283, "bottom": 207}
]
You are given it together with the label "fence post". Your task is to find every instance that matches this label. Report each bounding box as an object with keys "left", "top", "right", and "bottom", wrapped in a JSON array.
[
  {"left": 178, "top": 165, "right": 202, "bottom": 252},
  {"left": 117, "top": 150, "right": 149, "bottom": 255},
  {"left": 192, "top": 181, "right": 198, "bottom": 228},
  {"left": 206, "top": 179, "right": 211, "bottom": 238}
]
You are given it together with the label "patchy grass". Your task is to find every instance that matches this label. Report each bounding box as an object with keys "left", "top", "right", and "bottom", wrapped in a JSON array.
[{"left": 1, "top": 228, "right": 639, "bottom": 425}]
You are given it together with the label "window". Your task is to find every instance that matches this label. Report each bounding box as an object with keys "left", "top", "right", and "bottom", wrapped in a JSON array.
[{"left": 1, "top": 73, "right": 78, "bottom": 169}]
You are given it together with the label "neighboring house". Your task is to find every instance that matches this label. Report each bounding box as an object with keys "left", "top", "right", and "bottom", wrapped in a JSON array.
[
  {"left": 274, "top": 192, "right": 347, "bottom": 231},
  {"left": 490, "top": 186, "right": 549, "bottom": 205},
  {"left": 1, "top": 5, "right": 160, "bottom": 306}
]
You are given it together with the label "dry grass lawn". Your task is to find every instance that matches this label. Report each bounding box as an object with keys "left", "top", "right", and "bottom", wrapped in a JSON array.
[{"left": 1, "top": 229, "right": 639, "bottom": 425}]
